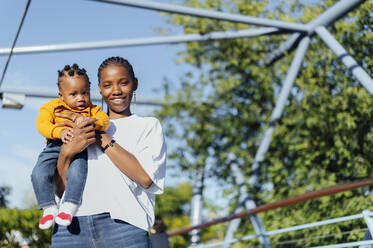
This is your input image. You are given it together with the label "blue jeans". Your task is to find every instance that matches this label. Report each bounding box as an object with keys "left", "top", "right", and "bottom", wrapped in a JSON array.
[
  {"left": 51, "top": 213, "right": 150, "bottom": 247},
  {"left": 31, "top": 139, "right": 88, "bottom": 208}
]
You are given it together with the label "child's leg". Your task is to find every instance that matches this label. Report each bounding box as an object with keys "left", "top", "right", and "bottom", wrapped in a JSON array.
[
  {"left": 31, "top": 139, "right": 61, "bottom": 229},
  {"left": 56, "top": 149, "right": 88, "bottom": 226},
  {"left": 31, "top": 140, "right": 61, "bottom": 208}
]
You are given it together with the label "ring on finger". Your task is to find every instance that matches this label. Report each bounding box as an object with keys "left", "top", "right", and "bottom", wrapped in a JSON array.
[{"left": 72, "top": 115, "right": 77, "bottom": 122}]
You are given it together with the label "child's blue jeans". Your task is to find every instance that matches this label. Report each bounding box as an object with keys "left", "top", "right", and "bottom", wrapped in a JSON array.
[{"left": 31, "top": 139, "right": 88, "bottom": 209}]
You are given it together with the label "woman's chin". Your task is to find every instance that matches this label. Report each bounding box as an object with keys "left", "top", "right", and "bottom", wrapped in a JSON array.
[{"left": 109, "top": 106, "right": 131, "bottom": 117}]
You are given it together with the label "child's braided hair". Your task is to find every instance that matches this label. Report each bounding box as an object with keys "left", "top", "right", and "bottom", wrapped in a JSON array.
[{"left": 57, "top": 63, "right": 90, "bottom": 89}]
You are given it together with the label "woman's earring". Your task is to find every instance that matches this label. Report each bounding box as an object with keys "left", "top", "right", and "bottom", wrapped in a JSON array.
[{"left": 133, "top": 91, "right": 137, "bottom": 113}]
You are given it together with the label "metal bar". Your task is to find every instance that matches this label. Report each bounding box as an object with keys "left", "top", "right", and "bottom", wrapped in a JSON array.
[
  {"left": 267, "top": 0, "right": 366, "bottom": 64},
  {"left": 197, "top": 213, "right": 366, "bottom": 248},
  {"left": 0, "top": 86, "right": 162, "bottom": 106},
  {"left": 266, "top": 33, "right": 301, "bottom": 65},
  {"left": 363, "top": 210, "right": 373, "bottom": 239},
  {"left": 0, "top": 28, "right": 279, "bottom": 56},
  {"left": 266, "top": 214, "right": 364, "bottom": 236},
  {"left": 308, "top": 0, "right": 366, "bottom": 31},
  {"left": 167, "top": 178, "right": 373, "bottom": 237},
  {"left": 90, "top": 0, "right": 309, "bottom": 32},
  {"left": 189, "top": 166, "right": 205, "bottom": 246},
  {"left": 224, "top": 36, "right": 325, "bottom": 245},
  {"left": 223, "top": 164, "right": 245, "bottom": 248},
  {"left": 247, "top": 36, "right": 310, "bottom": 192},
  {"left": 229, "top": 163, "right": 271, "bottom": 248},
  {"left": 315, "top": 26, "right": 373, "bottom": 95},
  {"left": 312, "top": 240, "right": 373, "bottom": 248}
]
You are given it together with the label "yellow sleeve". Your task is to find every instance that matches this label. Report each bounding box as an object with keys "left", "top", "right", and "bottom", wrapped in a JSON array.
[
  {"left": 93, "top": 110, "right": 110, "bottom": 131},
  {"left": 36, "top": 105, "right": 66, "bottom": 139}
]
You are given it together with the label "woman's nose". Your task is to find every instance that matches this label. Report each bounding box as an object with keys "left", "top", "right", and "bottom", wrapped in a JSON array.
[{"left": 112, "top": 84, "right": 121, "bottom": 94}]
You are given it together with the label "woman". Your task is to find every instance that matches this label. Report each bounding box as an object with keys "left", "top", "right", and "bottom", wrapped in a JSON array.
[{"left": 52, "top": 56, "right": 167, "bottom": 247}]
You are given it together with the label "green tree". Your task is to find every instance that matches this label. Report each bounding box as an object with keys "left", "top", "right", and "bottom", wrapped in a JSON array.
[
  {"left": 157, "top": 0, "right": 373, "bottom": 246},
  {"left": 0, "top": 185, "right": 10, "bottom": 208}
]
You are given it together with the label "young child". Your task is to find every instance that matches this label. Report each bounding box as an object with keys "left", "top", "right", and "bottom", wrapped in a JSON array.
[{"left": 31, "top": 64, "right": 109, "bottom": 229}]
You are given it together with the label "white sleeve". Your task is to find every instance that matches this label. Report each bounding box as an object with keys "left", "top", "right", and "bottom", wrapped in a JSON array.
[{"left": 134, "top": 118, "right": 167, "bottom": 194}]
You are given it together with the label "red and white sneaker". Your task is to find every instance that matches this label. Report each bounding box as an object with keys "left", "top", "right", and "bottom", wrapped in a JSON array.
[
  {"left": 39, "top": 205, "right": 58, "bottom": 229},
  {"left": 55, "top": 212, "right": 72, "bottom": 226},
  {"left": 55, "top": 202, "right": 78, "bottom": 226}
]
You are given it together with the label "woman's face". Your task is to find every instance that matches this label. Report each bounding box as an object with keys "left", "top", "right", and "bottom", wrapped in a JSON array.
[{"left": 98, "top": 64, "right": 138, "bottom": 119}]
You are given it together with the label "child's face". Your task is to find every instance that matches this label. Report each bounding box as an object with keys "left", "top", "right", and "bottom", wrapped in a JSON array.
[{"left": 58, "top": 75, "right": 91, "bottom": 111}]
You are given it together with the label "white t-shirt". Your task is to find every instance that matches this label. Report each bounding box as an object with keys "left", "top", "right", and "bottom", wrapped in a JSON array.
[{"left": 75, "top": 114, "right": 167, "bottom": 231}]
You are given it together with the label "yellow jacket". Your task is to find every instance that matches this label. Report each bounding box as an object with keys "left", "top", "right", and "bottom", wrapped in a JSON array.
[{"left": 36, "top": 98, "right": 110, "bottom": 140}]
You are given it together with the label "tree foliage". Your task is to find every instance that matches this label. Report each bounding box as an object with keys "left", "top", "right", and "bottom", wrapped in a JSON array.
[
  {"left": 0, "top": 185, "right": 11, "bottom": 208},
  {"left": 157, "top": 0, "right": 373, "bottom": 246}
]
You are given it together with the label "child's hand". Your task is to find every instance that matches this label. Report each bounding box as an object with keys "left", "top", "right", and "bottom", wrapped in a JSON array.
[
  {"left": 75, "top": 116, "right": 90, "bottom": 125},
  {"left": 60, "top": 128, "right": 73, "bottom": 144}
]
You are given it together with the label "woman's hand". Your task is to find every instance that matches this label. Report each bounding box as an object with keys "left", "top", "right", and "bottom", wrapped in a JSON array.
[
  {"left": 55, "top": 110, "right": 83, "bottom": 124},
  {"left": 54, "top": 117, "right": 97, "bottom": 195},
  {"left": 57, "top": 118, "right": 97, "bottom": 156}
]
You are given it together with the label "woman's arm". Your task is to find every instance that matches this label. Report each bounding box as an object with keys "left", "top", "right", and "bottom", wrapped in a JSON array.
[
  {"left": 96, "top": 131, "right": 153, "bottom": 189},
  {"left": 54, "top": 116, "right": 97, "bottom": 196}
]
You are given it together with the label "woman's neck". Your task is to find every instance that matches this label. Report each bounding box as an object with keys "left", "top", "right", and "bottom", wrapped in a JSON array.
[{"left": 109, "top": 109, "right": 132, "bottom": 120}]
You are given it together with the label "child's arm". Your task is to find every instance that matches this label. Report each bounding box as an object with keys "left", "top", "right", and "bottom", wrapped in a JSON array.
[
  {"left": 92, "top": 108, "right": 110, "bottom": 131},
  {"left": 36, "top": 107, "right": 67, "bottom": 139}
]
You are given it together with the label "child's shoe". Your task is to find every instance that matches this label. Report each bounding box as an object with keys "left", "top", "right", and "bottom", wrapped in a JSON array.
[
  {"left": 55, "top": 202, "right": 78, "bottom": 226},
  {"left": 39, "top": 205, "right": 58, "bottom": 229}
]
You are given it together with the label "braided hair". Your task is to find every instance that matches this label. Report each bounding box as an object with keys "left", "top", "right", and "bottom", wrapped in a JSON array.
[
  {"left": 97, "top": 56, "right": 136, "bottom": 82},
  {"left": 57, "top": 63, "right": 90, "bottom": 89}
]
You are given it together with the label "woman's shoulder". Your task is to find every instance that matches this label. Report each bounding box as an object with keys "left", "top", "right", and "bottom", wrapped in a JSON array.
[{"left": 112, "top": 115, "right": 162, "bottom": 131}]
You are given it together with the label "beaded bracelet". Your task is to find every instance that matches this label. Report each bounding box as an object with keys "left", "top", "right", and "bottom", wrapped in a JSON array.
[{"left": 102, "top": 139, "right": 115, "bottom": 153}]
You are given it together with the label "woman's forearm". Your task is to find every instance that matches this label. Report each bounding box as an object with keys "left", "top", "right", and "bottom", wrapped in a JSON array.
[
  {"left": 98, "top": 133, "right": 153, "bottom": 189},
  {"left": 54, "top": 145, "right": 74, "bottom": 196}
]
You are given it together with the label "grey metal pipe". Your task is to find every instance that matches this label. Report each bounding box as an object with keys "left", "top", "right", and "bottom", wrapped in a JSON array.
[
  {"left": 0, "top": 86, "right": 162, "bottom": 106},
  {"left": 90, "top": 0, "right": 309, "bottom": 32},
  {"left": 223, "top": 36, "right": 310, "bottom": 248},
  {"left": 189, "top": 166, "right": 205, "bottom": 246},
  {"left": 225, "top": 163, "right": 272, "bottom": 248},
  {"left": 248, "top": 36, "right": 310, "bottom": 188},
  {"left": 0, "top": 28, "right": 280, "bottom": 56},
  {"left": 315, "top": 26, "right": 373, "bottom": 95},
  {"left": 308, "top": 0, "right": 366, "bottom": 32},
  {"left": 267, "top": 0, "right": 366, "bottom": 64}
]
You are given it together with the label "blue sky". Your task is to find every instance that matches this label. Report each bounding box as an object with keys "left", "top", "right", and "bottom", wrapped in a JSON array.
[{"left": 0, "top": 0, "right": 193, "bottom": 208}]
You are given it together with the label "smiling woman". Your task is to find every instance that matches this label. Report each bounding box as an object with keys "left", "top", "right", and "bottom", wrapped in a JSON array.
[
  {"left": 98, "top": 57, "right": 138, "bottom": 118},
  {"left": 52, "top": 56, "right": 167, "bottom": 248}
]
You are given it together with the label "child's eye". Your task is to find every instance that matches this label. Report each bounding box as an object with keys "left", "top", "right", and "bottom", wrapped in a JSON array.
[
  {"left": 120, "top": 81, "right": 128, "bottom": 85},
  {"left": 70, "top": 93, "right": 76, "bottom": 96}
]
